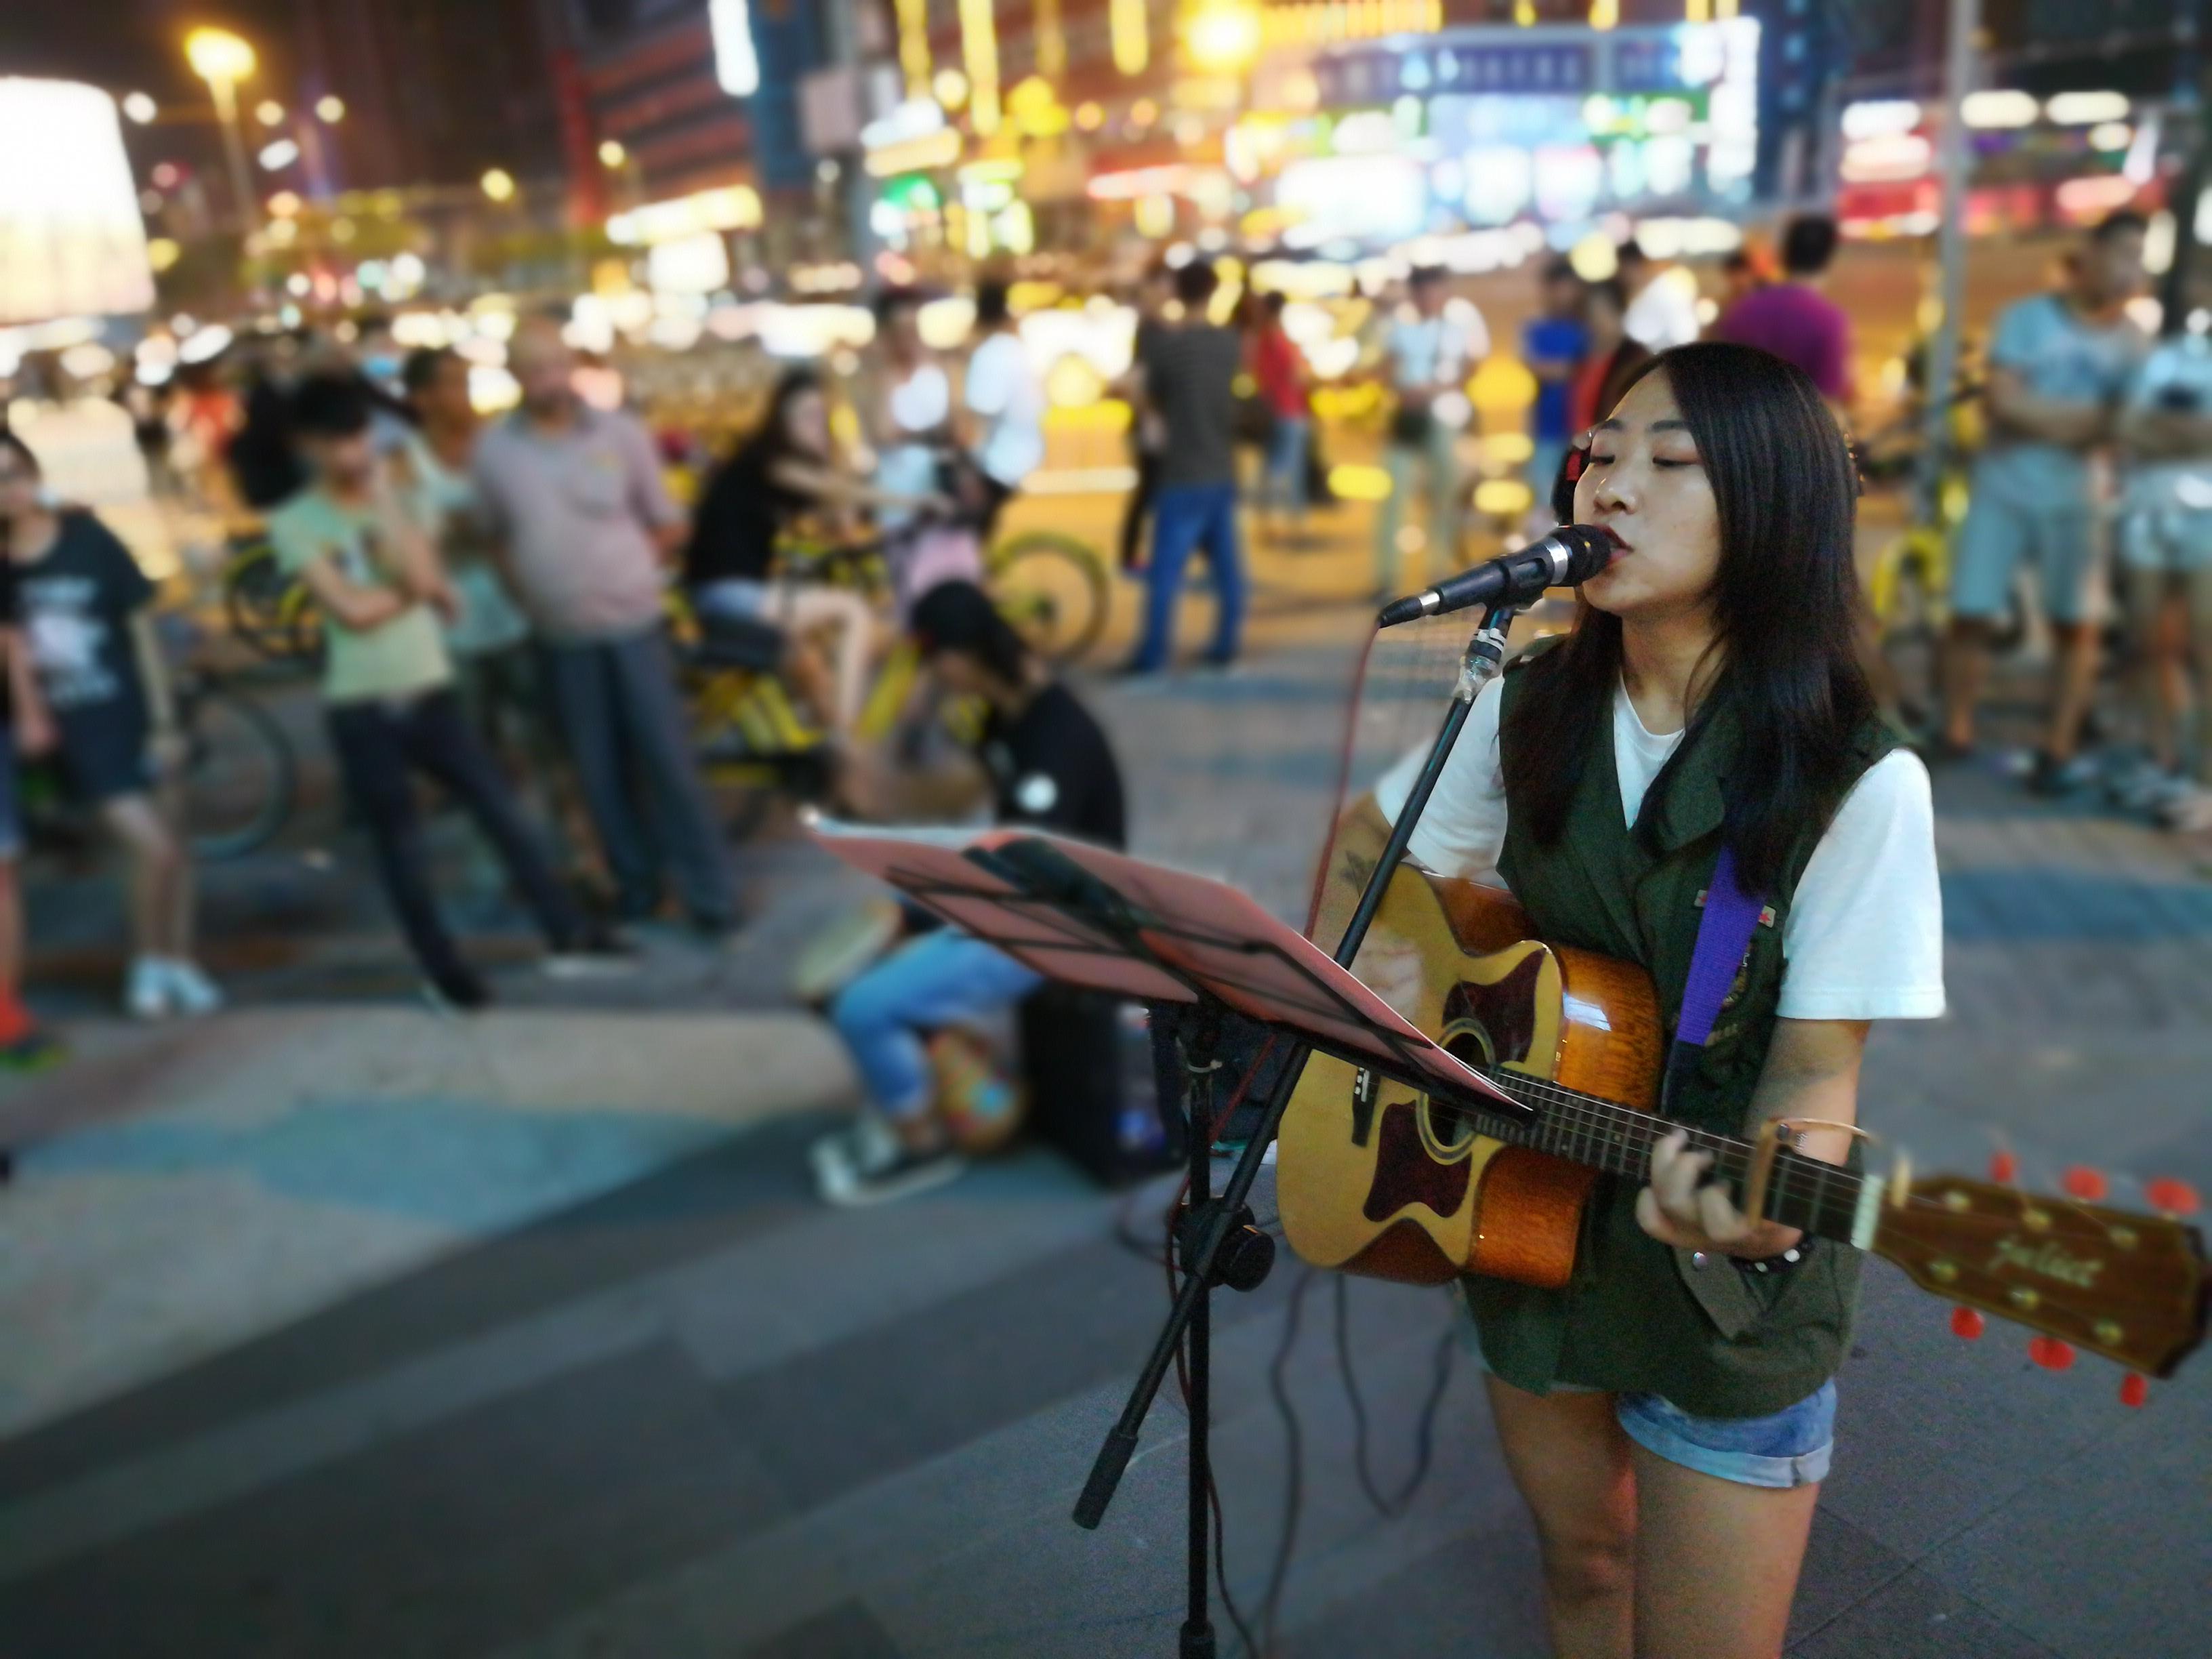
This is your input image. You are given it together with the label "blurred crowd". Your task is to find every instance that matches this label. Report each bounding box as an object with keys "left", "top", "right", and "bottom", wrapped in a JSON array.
[{"left": 2, "top": 212, "right": 2210, "bottom": 1198}]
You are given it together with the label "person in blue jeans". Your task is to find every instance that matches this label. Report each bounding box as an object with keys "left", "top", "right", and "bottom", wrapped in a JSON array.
[
  {"left": 817, "top": 581, "right": 1126, "bottom": 1205},
  {"left": 1125, "top": 258, "right": 1246, "bottom": 676}
]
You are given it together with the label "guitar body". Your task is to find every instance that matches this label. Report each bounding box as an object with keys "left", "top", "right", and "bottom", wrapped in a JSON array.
[{"left": 1277, "top": 862, "right": 1666, "bottom": 1290}]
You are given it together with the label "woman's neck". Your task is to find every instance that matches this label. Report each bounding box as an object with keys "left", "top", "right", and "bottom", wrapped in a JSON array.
[
  {"left": 5, "top": 508, "right": 59, "bottom": 561},
  {"left": 1618, "top": 607, "right": 1720, "bottom": 735}
]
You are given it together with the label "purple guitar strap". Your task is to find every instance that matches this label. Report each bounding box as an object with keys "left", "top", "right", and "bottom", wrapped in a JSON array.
[{"left": 1664, "top": 844, "right": 1767, "bottom": 1107}]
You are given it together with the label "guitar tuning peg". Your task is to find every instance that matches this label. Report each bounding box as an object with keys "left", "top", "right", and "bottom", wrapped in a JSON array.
[
  {"left": 1950, "top": 1306, "right": 1984, "bottom": 1340},
  {"left": 1988, "top": 1151, "right": 2018, "bottom": 1185},
  {"left": 2144, "top": 1176, "right": 2201, "bottom": 1216},
  {"left": 2119, "top": 1374, "right": 2150, "bottom": 1409},
  {"left": 2028, "top": 1336, "right": 2076, "bottom": 1372},
  {"left": 2060, "top": 1166, "right": 2108, "bottom": 1202}
]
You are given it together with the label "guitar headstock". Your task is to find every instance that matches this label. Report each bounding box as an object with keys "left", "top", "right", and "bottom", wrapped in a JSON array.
[{"left": 1872, "top": 1174, "right": 2209, "bottom": 1378}]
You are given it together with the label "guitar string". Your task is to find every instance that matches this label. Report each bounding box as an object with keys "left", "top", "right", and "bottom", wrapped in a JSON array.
[
  {"left": 1405, "top": 1074, "right": 2158, "bottom": 1321},
  {"left": 1421, "top": 1070, "right": 2116, "bottom": 1250},
  {"left": 1395, "top": 1065, "right": 1865, "bottom": 1238},
  {"left": 1327, "top": 1067, "right": 2181, "bottom": 1359},
  {"left": 1338, "top": 1069, "right": 2171, "bottom": 1355},
  {"left": 1404, "top": 1060, "right": 1856, "bottom": 1221}
]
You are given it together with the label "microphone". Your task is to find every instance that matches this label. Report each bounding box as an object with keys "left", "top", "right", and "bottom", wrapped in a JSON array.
[{"left": 1376, "top": 525, "right": 1615, "bottom": 628}]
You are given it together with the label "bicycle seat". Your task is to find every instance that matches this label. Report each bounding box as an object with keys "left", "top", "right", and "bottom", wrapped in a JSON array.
[{"left": 692, "top": 612, "right": 788, "bottom": 672}]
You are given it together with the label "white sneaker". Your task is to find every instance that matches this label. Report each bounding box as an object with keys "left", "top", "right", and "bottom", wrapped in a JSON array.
[
  {"left": 818, "top": 1139, "right": 967, "bottom": 1207},
  {"left": 125, "top": 957, "right": 173, "bottom": 1021},
  {"left": 2158, "top": 785, "right": 2212, "bottom": 833},
  {"left": 808, "top": 1113, "right": 901, "bottom": 1186},
  {"left": 161, "top": 958, "right": 225, "bottom": 1017}
]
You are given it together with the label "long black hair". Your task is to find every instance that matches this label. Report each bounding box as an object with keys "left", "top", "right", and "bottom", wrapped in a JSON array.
[
  {"left": 1502, "top": 342, "right": 1874, "bottom": 897},
  {"left": 739, "top": 366, "right": 827, "bottom": 468}
]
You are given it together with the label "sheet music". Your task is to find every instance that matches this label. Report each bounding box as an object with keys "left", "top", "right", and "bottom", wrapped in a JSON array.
[{"left": 806, "top": 815, "right": 1519, "bottom": 1116}]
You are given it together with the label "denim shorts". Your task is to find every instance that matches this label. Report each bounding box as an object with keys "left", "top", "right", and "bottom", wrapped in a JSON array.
[
  {"left": 1468, "top": 1323, "right": 1836, "bottom": 1490},
  {"left": 1952, "top": 491, "right": 2096, "bottom": 624}
]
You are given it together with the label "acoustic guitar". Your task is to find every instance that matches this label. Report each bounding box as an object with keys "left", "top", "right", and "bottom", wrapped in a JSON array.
[{"left": 1275, "top": 847, "right": 2209, "bottom": 1383}]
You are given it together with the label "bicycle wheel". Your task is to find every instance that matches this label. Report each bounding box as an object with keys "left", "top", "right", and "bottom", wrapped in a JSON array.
[
  {"left": 987, "top": 530, "right": 1111, "bottom": 663},
  {"left": 182, "top": 685, "right": 297, "bottom": 860}
]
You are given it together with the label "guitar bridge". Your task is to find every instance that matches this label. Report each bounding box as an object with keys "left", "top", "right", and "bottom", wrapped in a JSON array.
[{"left": 1351, "top": 1067, "right": 1378, "bottom": 1147}]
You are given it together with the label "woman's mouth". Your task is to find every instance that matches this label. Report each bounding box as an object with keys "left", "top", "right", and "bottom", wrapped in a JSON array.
[{"left": 1597, "top": 526, "right": 1631, "bottom": 560}]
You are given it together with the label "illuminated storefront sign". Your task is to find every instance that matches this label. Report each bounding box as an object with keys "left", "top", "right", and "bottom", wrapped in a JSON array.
[
  {"left": 1314, "top": 41, "right": 1593, "bottom": 106},
  {"left": 607, "top": 184, "right": 763, "bottom": 246},
  {"left": 1292, "top": 20, "right": 1759, "bottom": 231}
]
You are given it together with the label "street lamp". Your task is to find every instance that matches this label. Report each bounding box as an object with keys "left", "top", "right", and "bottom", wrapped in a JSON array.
[
  {"left": 254, "top": 99, "right": 285, "bottom": 127},
  {"left": 481, "top": 167, "right": 516, "bottom": 203},
  {"left": 122, "top": 91, "right": 157, "bottom": 125},
  {"left": 184, "top": 26, "right": 260, "bottom": 234},
  {"left": 598, "top": 139, "right": 626, "bottom": 167},
  {"left": 1185, "top": 1, "right": 1262, "bottom": 76},
  {"left": 315, "top": 95, "right": 345, "bottom": 123}
]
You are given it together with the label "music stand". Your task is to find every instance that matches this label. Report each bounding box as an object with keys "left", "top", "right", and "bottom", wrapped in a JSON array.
[{"left": 809, "top": 816, "right": 1525, "bottom": 1656}]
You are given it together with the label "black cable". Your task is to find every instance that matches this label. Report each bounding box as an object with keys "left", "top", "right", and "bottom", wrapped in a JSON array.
[
  {"left": 1113, "top": 1182, "right": 1173, "bottom": 1267},
  {"left": 1258, "top": 1266, "right": 1319, "bottom": 1656},
  {"left": 1208, "top": 1469, "right": 1261, "bottom": 1659},
  {"left": 1334, "top": 1276, "right": 1459, "bottom": 1520}
]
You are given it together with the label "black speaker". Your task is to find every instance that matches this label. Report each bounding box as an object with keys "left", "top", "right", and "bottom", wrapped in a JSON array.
[{"left": 1019, "top": 989, "right": 1181, "bottom": 1187}]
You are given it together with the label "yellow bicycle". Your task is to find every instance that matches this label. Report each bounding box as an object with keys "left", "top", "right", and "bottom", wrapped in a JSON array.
[{"left": 220, "top": 528, "right": 324, "bottom": 665}]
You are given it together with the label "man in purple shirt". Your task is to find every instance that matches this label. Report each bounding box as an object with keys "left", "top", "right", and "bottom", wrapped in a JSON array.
[{"left": 1715, "top": 216, "right": 1852, "bottom": 405}]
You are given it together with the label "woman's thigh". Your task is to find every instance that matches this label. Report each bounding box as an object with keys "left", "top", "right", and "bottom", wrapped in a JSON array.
[
  {"left": 1629, "top": 1442, "right": 1819, "bottom": 1659},
  {"left": 1482, "top": 1373, "right": 1637, "bottom": 1566},
  {"left": 777, "top": 585, "right": 872, "bottom": 638}
]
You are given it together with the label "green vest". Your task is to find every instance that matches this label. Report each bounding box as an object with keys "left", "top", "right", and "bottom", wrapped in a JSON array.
[{"left": 1465, "top": 647, "right": 1895, "bottom": 1418}]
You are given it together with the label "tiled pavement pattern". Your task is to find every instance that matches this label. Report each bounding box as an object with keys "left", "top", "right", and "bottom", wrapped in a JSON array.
[{"left": 2, "top": 577, "right": 2209, "bottom": 1655}]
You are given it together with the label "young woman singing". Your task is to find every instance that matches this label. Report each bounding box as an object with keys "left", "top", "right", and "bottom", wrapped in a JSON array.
[{"left": 1351, "top": 343, "right": 1944, "bottom": 1658}]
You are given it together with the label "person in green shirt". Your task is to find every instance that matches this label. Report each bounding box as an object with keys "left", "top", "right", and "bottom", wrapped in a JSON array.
[{"left": 270, "top": 375, "right": 626, "bottom": 1008}]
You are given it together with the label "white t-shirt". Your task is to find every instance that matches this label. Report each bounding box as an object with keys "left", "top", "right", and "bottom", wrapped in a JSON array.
[
  {"left": 1624, "top": 268, "right": 1702, "bottom": 352},
  {"left": 1388, "top": 308, "right": 1488, "bottom": 394},
  {"left": 878, "top": 363, "right": 951, "bottom": 526},
  {"left": 964, "top": 333, "right": 1046, "bottom": 488},
  {"left": 1372, "top": 676, "right": 1946, "bottom": 1022}
]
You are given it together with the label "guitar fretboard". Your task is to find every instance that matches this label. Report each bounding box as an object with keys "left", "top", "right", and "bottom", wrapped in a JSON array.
[{"left": 1440, "top": 1066, "right": 1869, "bottom": 1245}]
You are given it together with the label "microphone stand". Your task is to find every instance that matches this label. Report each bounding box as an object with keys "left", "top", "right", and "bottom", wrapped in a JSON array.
[{"left": 1075, "top": 598, "right": 1523, "bottom": 1656}]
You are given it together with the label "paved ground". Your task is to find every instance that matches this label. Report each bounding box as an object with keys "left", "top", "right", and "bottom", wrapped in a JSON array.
[{"left": 0, "top": 474, "right": 2207, "bottom": 1657}]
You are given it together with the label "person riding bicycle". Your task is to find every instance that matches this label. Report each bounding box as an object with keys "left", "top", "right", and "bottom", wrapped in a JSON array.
[
  {"left": 686, "top": 367, "right": 947, "bottom": 735},
  {"left": 815, "top": 579, "right": 1126, "bottom": 1205}
]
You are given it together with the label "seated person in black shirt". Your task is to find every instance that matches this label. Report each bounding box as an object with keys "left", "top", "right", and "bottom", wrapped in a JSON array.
[
  {"left": 817, "top": 580, "right": 1126, "bottom": 1205},
  {"left": 685, "top": 367, "right": 944, "bottom": 733}
]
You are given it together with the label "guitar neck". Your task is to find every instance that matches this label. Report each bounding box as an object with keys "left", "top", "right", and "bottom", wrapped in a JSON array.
[{"left": 1478, "top": 1070, "right": 1871, "bottom": 1248}]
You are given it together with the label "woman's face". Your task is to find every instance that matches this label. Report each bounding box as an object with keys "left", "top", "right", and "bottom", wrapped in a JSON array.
[
  {"left": 1572, "top": 371, "right": 1722, "bottom": 623},
  {"left": 782, "top": 387, "right": 831, "bottom": 455}
]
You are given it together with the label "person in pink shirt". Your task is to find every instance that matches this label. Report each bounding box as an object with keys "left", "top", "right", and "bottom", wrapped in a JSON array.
[{"left": 1715, "top": 216, "right": 1853, "bottom": 407}]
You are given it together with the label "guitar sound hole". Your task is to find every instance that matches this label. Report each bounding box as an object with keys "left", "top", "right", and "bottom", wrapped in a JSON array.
[{"left": 1422, "top": 1027, "right": 1494, "bottom": 1156}]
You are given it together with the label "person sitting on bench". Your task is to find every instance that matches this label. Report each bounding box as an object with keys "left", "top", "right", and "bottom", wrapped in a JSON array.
[{"left": 816, "top": 579, "right": 1126, "bottom": 1205}]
